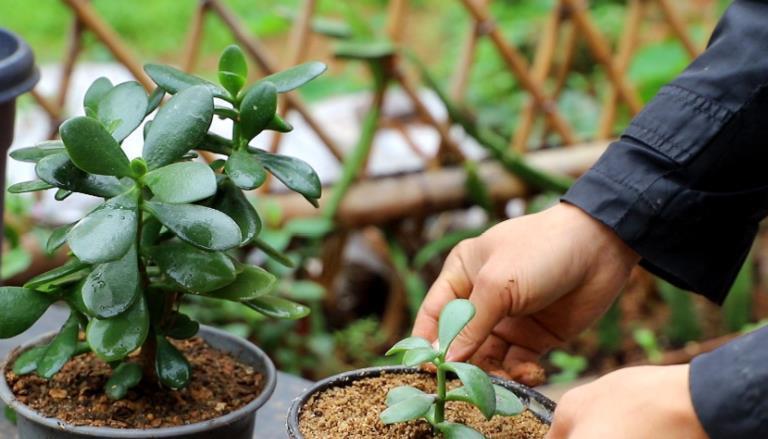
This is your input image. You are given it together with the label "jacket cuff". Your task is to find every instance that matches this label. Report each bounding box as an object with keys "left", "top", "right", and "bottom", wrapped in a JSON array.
[{"left": 690, "top": 326, "right": 768, "bottom": 438}]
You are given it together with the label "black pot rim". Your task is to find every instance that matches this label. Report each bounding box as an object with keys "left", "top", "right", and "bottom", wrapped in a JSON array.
[
  {"left": 0, "top": 28, "right": 39, "bottom": 103},
  {"left": 0, "top": 325, "right": 276, "bottom": 438},
  {"left": 286, "top": 365, "right": 556, "bottom": 438}
]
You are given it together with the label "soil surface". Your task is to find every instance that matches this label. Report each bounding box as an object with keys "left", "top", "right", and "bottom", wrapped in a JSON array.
[
  {"left": 299, "top": 372, "right": 549, "bottom": 438},
  {"left": 5, "top": 337, "right": 264, "bottom": 428}
]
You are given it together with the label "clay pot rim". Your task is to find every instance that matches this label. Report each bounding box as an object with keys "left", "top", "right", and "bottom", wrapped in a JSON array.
[
  {"left": 285, "top": 365, "right": 556, "bottom": 438},
  {"left": 0, "top": 325, "right": 276, "bottom": 438}
]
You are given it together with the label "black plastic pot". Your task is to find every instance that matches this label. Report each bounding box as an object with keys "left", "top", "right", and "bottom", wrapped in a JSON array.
[
  {"left": 286, "top": 365, "right": 556, "bottom": 438},
  {"left": 0, "top": 28, "right": 40, "bottom": 266},
  {"left": 0, "top": 325, "right": 277, "bottom": 439}
]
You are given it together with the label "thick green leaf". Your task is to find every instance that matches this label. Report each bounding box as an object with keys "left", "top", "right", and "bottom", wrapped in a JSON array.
[
  {"left": 10, "top": 141, "right": 65, "bottom": 163},
  {"left": 83, "top": 77, "right": 113, "bottom": 117},
  {"left": 145, "top": 201, "right": 241, "bottom": 251},
  {"left": 244, "top": 296, "right": 309, "bottom": 320},
  {"left": 87, "top": 295, "right": 149, "bottom": 362},
  {"left": 266, "top": 114, "right": 293, "bottom": 132},
  {"left": 12, "top": 346, "right": 48, "bottom": 375},
  {"left": 146, "top": 87, "right": 165, "bottom": 115},
  {"left": 82, "top": 246, "right": 140, "bottom": 318},
  {"left": 386, "top": 386, "right": 427, "bottom": 406},
  {"left": 403, "top": 348, "right": 438, "bottom": 367},
  {"left": 251, "top": 148, "right": 321, "bottom": 202},
  {"left": 142, "top": 85, "right": 214, "bottom": 169},
  {"left": 218, "top": 45, "right": 247, "bottom": 97},
  {"left": 35, "top": 153, "right": 127, "bottom": 198},
  {"left": 37, "top": 313, "right": 79, "bottom": 378},
  {"left": 164, "top": 312, "right": 199, "bottom": 339},
  {"left": 7, "top": 180, "right": 54, "bottom": 193},
  {"left": 435, "top": 422, "right": 484, "bottom": 439},
  {"left": 144, "top": 161, "right": 216, "bottom": 203},
  {"left": 441, "top": 362, "right": 495, "bottom": 419},
  {"left": 492, "top": 384, "right": 524, "bottom": 416},
  {"left": 380, "top": 393, "right": 434, "bottom": 424},
  {"left": 261, "top": 62, "right": 327, "bottom": 93},
  {"left": 60, "top": 116, "right": 133, "bottom": 177},
  {"left": 0, "top": 287, "right": 54, "bottom": 338},
  {"left": 96, "top": 81, "right": 148, "bottom": 142},
  {"left": 208, "top": 265, "right": 275, "bottom": 301},
  {"left": 225, "top": 150, "right": 266, "bottom": 190},
  {"left": 24, "top": 258, "right": 89, "bottom": 290},
  {"left": 55, "top": 189, "right": 72, "bottom": 201},
  {"left": 68, "top": 190, "right": 138, "bottom": 264},
  {"left": 155, "top": 336, "right": 191, "bottom": 389},
  {"left": 105, "top": 362, "right": 142, "bottom": 400},
  {"left": 386, "top": 336, "right": 433, "bottom": 356},
  {"left": 198, "top": 133, "right": 233, "bottom": 155},
  {"left": 212, "top": 179, "right": 261, "bottom": 245},
  {"left": 151, "top": 241, "right": 236, "bottom": 293},
  {"left": 438, "top": 299, "right": 475, "bottom": 353},
  {"left": 239, "top": 82, "right": 277, "bottom": 141},
  {"left": 144, "top": 64, "right": 228, "bottom": 100}
]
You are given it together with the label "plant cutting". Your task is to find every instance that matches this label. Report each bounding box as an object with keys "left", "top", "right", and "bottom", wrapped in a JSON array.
[
  {"left": 0, "top": 44, "right": 325, "bottom": 439},
  {"left": 287, "top": 298, "right": 554, "bottom": 439}
]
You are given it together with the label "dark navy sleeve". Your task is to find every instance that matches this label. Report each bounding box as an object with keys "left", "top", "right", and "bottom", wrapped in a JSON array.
[{"left": 561, "top": 1, "right": 768, "bottom": 437}]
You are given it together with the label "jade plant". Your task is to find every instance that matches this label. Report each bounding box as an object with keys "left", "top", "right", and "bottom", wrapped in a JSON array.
[
  {"left": 382, "top": 299, "right": 524, "bottom": 438},
  {"left": 0, "top": 45, "right": 324, "bottom": 398}
]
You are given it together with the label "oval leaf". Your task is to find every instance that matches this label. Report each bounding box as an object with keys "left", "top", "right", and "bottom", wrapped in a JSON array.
[
  {"left": 146, "top": 87, "right": 165, "bottom": 115},
  {"left": 68, "top": 190, "right": 138, "bottom": 264},
  {"left": 142, "top": 85, "right": 214, "bottom": 169},
  {"left": 0, "top": 287, "right": 54, "bottom": 338},
  {"left": 10, "top": 141, "right": 64, "bottom": 163},
  {"left": 239, "top": 82, "right": 277, "bottom": 141},
  {"left": 164, "top": 312, "right": 200, "bottom": 340},
  {"left": 435, "top": 422, "right": 485, "bottom": 439},
  {"left": 244, "top": 296, "right": 309, "bottom": 320},
  {"left": 96, "top": 81, "right": 148, "bottom": 141},
  {"left": 24, "top": 258, "right": 88, "bottom": 291},
  {"left": 252, "top": 148, "right": 321, "bottom": 201},
  {"left": 438, "top": 299, "right": 475, "bottom": 354},
  {"left": 145, "top": 201, "right": 241, "bottom": 251},
  {"left": 386, "top": 386, "right": 427, "bottom": 406},
  {"left": 155, "top": 336, "right": 191, "bottom": 389},
  {"left": 105, "top": 362, "right": 142, "bottom": 400},
  {"left": 441, "top": 362, "right": 495, "bottom": 419},
  {"left": 37, "top": 313, "right": 80, "bottom": 379},
  {"left": 150, "top": 241, "right": 237, "bottom": 293},
  {"left": 144, "top": 161, "right": 217, "bottom": 203},
  {"left": 380, "top": 393, "right": 435, "bottom": 424},
  {"left": 82, "top": 245, "right": 140, "bottom": 318},
  {"left": 403, "top": 348, "right": 438, "bottom": 367},
  {"left": 60, "top": 116, "right": 132, "bottom": 178},
  {"left": 218, "top": 45, "right": 247, "bottom": 97},
  {"left": 386, "top": 336, "right": 433, "bottom": 356},
  {"left": 87, "top": 295, "right": 149, "bottom": 362},
  {"left": 212, "top": 179, "right": 261, "bottom": 244},
  {"left": 261, "top": 61, "right": 327, "bottom": 93},
  {"left": 225, "top": 150, "right": 266, "bottom": 190},
  {"left": 35, "top": 153, "right": 127, "bottom": 198},
  {"left": 207, "top": 265, "right": 275, "bottom": 301},
  {"left": 8, "top": 180, "right": 54, "bottom": 193},
  {"left": 12, "top": 346, "right": 48, "bottom": 375},
  {"left": 493, "top": 384, "right": 525, "bottom": 416},
  {"left": 83, "top": 77, "right": 113, "bottom": 117},
  {"left": 144, "top": 64, "right": 227, "bottom": 99}
]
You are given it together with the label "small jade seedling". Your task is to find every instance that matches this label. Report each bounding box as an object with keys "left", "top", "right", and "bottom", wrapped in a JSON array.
[{"left": 382, "top": 299, "right": 524, "bottom": 438}]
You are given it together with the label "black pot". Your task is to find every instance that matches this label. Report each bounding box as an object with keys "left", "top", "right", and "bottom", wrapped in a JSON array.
[
  {"left": 1, "top": 325, "right": 277, "bottom": 439},
  {"left": 286, "top": 365, "right": 556, "bottom": 438},
  {"left": 0, "top": 27, "right": 40, "bottom": 265}
]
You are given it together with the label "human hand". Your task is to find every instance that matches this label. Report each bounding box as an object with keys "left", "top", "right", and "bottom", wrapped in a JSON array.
[
  {"left": 412, "top": 203, "right": 639, "bottom": 384},
  {"left": 547, "top": 365, "right": 708, "bottom": 438}
]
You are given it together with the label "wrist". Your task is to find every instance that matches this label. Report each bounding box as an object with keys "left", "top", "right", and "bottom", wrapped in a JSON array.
[{"left": 664, "top": 365, "right": 709, "bottom": 438}]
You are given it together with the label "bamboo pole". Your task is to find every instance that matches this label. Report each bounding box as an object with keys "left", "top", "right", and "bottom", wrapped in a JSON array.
[
  {"left": 459, "top": 0, "right": 578, "bottom": 145},
  {"left": 387, "top": 0, "right": 408, "bottom": 43},
  {"left": 182, "top": 0, "right": 209, "bottom": 73},
  {"left": 61, "top": 0, "right": 152, "bottom": 90},
  {"left": 56, "top": 19, "right": 83, "bottom": 110},
  {"left": 655, "top": 0, "right": 700, "bottom": 59},
  {"left": 450, "top": 20, "right": 481, "bottom": 102}
]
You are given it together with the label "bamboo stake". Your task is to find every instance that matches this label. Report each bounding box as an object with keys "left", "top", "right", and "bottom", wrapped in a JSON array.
[
  {"left": 450, "top": 21, "right": 480, "bottom": 103},
  {"left": 61, "top": 0, "right": 152, "bottom": 90},
  {"left": 182, "top": 0, "right": 209, "bottom": 73},
  {"left": 56, "top": 19, "right": 83, "bottom": 111},
  {"left": 459, "top": 0, "right": 578, "bottom": 145},
  {"left": 387, "top": 0, "right": 407, "bottom": 43},
  {"left": 655, "top": 0, "right": 699, "bottom": 59},
  {"left": 596, "top": 0, "right": 644, "bottom": 139}
]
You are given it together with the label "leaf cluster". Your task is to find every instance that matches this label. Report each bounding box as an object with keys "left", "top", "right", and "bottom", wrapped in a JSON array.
[
  {"left": 381, "top": 300, "right": 524, "bottom": 438},
  {"left": 2, "top": 45, "right": 325, "bottom": 397}
]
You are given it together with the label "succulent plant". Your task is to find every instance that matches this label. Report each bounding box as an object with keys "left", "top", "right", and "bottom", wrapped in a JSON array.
[
  {"left": 382, "top": 299, "right": 524, "bottom": 438},
  {"left": 1, "top": 45, "right": 324, "bottom": 398}
]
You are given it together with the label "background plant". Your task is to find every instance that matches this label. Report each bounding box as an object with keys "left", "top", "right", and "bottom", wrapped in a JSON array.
[
  {"left": 381, "top": 299, "right": 524, "bottom": 438},
  {"left": 0, "top": 44, "right": 324, "bottom": 398}
]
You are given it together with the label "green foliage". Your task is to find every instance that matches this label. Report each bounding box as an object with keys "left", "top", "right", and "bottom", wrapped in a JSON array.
[
  {"left": 632, "top": 327, "right": 662, "bottom": 364},
  {"left": 722, "top": 254, "right": 754, "bottom": 332},
  {"left": 2, "top": 46, "right": 325, "bottom": 398},
  {"left": 657, "top": 280, "right": 701, "bottom": 345},
  {"left": 548, "top": 350, "right": 588, "bottom": 384},
  {"left": 383, "top": 299, "right": 523, "bottom": 436}
]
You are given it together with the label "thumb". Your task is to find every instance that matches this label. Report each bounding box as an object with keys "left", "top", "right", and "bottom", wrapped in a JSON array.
[{"left": 445, "top": 272, "right": 510, "bottom": 361}]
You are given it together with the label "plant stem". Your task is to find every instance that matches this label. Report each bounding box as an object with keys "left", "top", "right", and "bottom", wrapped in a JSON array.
[
  {"left": 135, "top": 184, "right": 158, "bottom": 384},
  {"left": 435, "top": 360, "right": 446, "bottom": 424}
]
